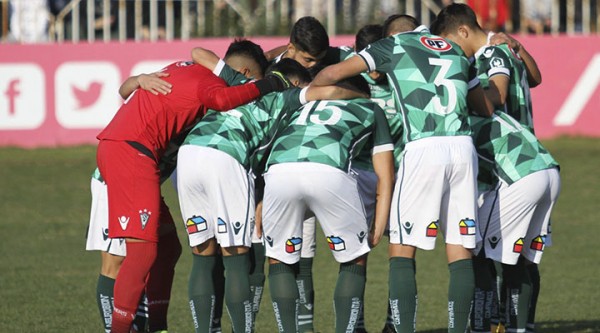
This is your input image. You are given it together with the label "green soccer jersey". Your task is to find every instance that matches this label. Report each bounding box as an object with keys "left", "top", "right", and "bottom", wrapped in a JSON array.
[
  {"left": 470, "top": 112, "right": 558, "bottom": 188},
  {"left": 359, "top": 25, "right": 477, "bottom": 146},
  {"left": 182, "top": 88, "right": 304, "bottom": 174},
  {"left": 352, "top": 78, "right": 404, "bottom": 172},
  {"left": 475, "top": 37, "right": 534, "bottom": 131},
  {"left": 266, "top": 98, "right": 394, "bottom": 172}
]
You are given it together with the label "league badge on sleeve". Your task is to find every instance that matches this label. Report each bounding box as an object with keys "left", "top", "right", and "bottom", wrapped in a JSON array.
[
  {"left": 186, "top": 216, "right": 207, "bottom": 235},
  {"left": 327, "top": 236, "right": 346, "bottom": 251},
  {"left": 285, "top": 237, "right": 302, "bottom": 253}
]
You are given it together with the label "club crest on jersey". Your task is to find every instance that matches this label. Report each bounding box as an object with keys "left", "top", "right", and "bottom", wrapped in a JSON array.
[
  {"left": 118, "top": 216, "right": 130, "bottom": 231},
  {"left": 426, "top": 221, "right": 439, "bottom": 237},
  {"left": 483, "top": 48, "right": 495, "bottom": 58},
  {"left": 139, "top": 209, "right": 151, "bottom": 229},
  {"left": 327, "top": 236, "right": 346, "bottom": 251},
  {"left": 530, "top": 235, "right": 545, "bottom": 251},
  {"left": 420, "top": 36, "right": 452, "bottom": 52},
  {"left": 513, "top": 238, "right": 524, "bottom": 253},
  {"left": 102, "top": 228, "right": 109, "bottom": 241},
  {"left": 285, "top": 237, "right": 302, "bottom": 253},
  {"left": 176, "top": 61, "right": 193, "bottom": 67},
  {"left": 459, "top": 218, "right": 476, "bottom": 235},
  {"left": 217, "top": 218, "right": 228, "bottom": 234},
  {"left": 186, "top": 216, "right": 207, "bottom": 235}
]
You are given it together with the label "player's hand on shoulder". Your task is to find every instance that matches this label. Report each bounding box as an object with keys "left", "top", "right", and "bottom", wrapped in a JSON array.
[
  {"left": 138, "top": 72, "right": 172, "bottom": 95},
  {"left": 489, "top": 32, "right": 521, "bottom": 53}
]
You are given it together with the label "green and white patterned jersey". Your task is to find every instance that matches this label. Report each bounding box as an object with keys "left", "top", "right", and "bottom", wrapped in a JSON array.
[
  {"left": 474, "top": 35, "right": 533, "bottom": 131},
  {"left": 266, "top": 98, "right": 394, "bottom": 172},
  {"left": 182, "top": 88, "right": 304, "bottom": 174},
  {"left": 352, "top": 78, "right": 404, "bottom": 171},
  {"left": 470, "top": 112, "right": 558, "bottom": 188},
  {"left": 358, "top": 25, "right": 478, "bottom": 146}
]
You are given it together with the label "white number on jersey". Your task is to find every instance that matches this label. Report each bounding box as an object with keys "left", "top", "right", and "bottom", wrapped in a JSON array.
[
  {"left": 429, "top": 58, "right": 457, "bottom": 115},
  {"left": 296, "top": 100, "right": 345, "bottom": 126}
]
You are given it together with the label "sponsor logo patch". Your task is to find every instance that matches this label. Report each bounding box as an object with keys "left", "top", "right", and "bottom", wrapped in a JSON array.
[
  {"left": 402, "top": 221, "right": 414, "bottom": 235},
  {"left": 265, "top": 235, "right": 274, "bottom": 247},
  {"left": 420, "top": 36, "right": 453, "bottom": 52},
  {"left": 285, "top": 237, "right": 302, "bottom": 253},
  {"left": 459, "top": 218, "right": 476, "bottom": 235},
  {"left": 327, "top": 236, "right": 346, "bottom": 251},
  {"left": 490, "top": 57, "right": 505, "bottom": 68},
  {"left": 186, "top": 216, "right": 207, "bottom": 234},
  {"left": 426, "top": 221, "right": 438, "bottom": 237},
  {"left": 232, "top": 221, "right": 243, "bottom": 235},
  {"left": 513, "top": 238, "right": 524, "bottom": 253},
  {"left": 530, "top": 236, "right": 545, "bottom": 251},
  {"left": 217, "top": 218, "right": 227, "bottom": 234},
  {"left": 357, "top": 231, "right": 367, "bottom": 243},
  {"left": 488, "top": 236, "right": 500, "bottom": 249}
]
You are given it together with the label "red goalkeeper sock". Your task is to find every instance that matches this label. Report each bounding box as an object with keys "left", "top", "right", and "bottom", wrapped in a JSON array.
[{"left": 111, "top": 241, "right": 158, "bottom": 333}]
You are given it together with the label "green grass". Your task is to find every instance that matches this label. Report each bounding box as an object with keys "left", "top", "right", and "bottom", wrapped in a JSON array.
[{"left": 0, "top": 137, "right": 599, "bottom": 332}]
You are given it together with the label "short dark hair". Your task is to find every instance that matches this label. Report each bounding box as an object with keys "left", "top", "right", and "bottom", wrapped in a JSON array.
[
  {"left": 267, "top": 58, "right": 312, "bottom": 86},
  {"left": 290, "top": 16, "right": 330, "bottom": 57},
  {"left": 225, "top": 38, "right": 269, "bottom": 76},
  {"left": 355, "top": 24, "right": 384, "bottom": 51},
  {"left": 336, "top": 75, "right": 371, "bottom": 97},
  {"left": 382, "top": 14, "right": 420, "bottom": 36},
  {"left": 431, "top": 3, "right": 482, "bottom": 36}
]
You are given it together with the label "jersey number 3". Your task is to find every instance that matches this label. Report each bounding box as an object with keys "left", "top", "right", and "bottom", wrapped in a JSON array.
[{"left": 429, "top": 58, "right": 457, "bottom": 115}]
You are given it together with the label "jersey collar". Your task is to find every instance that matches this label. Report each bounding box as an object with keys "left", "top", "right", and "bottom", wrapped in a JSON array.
[{"left": 474, "top": 32, "right": 495, "bottom": 58}]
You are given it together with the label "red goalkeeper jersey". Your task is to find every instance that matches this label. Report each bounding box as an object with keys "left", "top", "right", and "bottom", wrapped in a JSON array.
[{"left": 97, "top": 61, "right": 260, "bottom": 160}]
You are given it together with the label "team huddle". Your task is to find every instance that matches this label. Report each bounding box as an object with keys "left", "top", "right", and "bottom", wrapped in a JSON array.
[{"left": 85, "top": 3, "right": 560, "bottom": 333}]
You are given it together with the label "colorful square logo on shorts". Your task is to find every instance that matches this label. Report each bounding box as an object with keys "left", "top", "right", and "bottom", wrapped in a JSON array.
[
  {"left": 530, "top": 236, "right": 545, "bottom": 251},
  {"left": 217, "top": 218, "right": 228, "bottom": 234},
  {"left": 459, "top": 218, "right": 476, "bottom": 236},
  {"left": 285, "top": 237, "right": 302, "bottom": 253},
  {"left": 513, "top": 238, "right": 524, "bottom": 253},
  {"left": 327, "top": 236, "right": 346, "bottom": 251},
  {"left": 186, "top": 216, "right": 207, "bottom": 235},
  {"left": 426, "top": 221, "right": 438, "bottom": 237}
]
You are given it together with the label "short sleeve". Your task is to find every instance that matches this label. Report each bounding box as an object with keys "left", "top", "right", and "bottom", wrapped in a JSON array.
[
  {"left": 479, "top": 46, "right": 511, "bottom": 79},
  {"left": 358, "top": 37, "right": 395, "bottom": 73},
  {"left": 372, "top": 104, "right": 394, "bottom": 154},
  {"left": 215, "top": 60, "right": 249, "bottom": 86}
]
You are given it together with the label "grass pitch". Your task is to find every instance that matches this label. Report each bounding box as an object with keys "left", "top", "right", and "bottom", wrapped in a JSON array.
[{"left": 0, "top": 137, "right": 598, "bottom": 332}]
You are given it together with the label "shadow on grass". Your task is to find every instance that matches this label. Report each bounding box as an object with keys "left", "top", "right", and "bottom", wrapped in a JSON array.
[{"left": 418, "top": 320, "right": 600, "bottom": 333}]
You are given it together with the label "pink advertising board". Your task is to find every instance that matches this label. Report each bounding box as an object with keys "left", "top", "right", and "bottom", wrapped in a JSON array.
[{"left": 0, "top": 35, "right": 597, "bottom": 147}]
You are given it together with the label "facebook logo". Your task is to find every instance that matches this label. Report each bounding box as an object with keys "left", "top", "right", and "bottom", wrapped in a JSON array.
[{"left": 0, "top": 64, "right": 46, "bottom": 130}]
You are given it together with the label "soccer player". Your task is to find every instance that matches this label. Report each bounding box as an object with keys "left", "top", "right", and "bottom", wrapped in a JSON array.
[
  {"left": 430, "top": 4, "right": 547, "bottom": 332},
  {"left": 86, "top": 72, "right": 174, "bottom": 333},
  {"left": 268, "top": 16, "right": 330, "bottom": 68},
  {"left": 469, "top": 111, "right": 561, "bottom": 333},
  {"left": 96, "top": 45, "right": 291, "bottom": 332},
  {"left": 260, "top": 75, "right": 395, "bottom": 333},
  {"left": 312, "top": 16, "right": 493, "bottom": 333}
]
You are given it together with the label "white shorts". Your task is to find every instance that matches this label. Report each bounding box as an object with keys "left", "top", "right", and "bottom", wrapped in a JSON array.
[
  {"left": 353, "top": 167, "right": 377, "bottom": 227},
  {"left": 301, "top": 215, "right": 317, "bottom": 258},
  {"left": 389, "top": 136, "right": 479, "bottom": 250},
  {"left": 476, "top": 167, "right": 560, "bottom": 265},
  {"left": 262, "top": 163, "right": 370, "bottom": 264},
  {"left": 177, "top": 145, "right": 255, "bottom": 248},
  {"left": 85, "top": 178, "right": 126, "bottom": 256}
]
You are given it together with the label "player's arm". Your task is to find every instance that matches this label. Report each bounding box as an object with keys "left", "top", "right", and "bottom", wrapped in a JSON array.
[
  {"left": 198, "top": 69, "right": 290, "bottom": 111},
  {"left": 490, "top": 32, "right": 542, "bottom": 87},
  {"left": 119, "top": 72, "right": 172, "bottom": 99},
  {"left": 468, "top": 84, "right": 494, "bottom": 117},
  {"left": 311, "top": 55, "right": 369, "bottom": 87},
  {"left": 370, "top": 150, "right": 394, "bottom": 247},
  {"left": 264, "top": 45, "right": 287, "bottom": 61},
  {"left": 191, "top": 47, "right": 220, "bottom": 72},
  {"left": 486, "top": 74, "right": 510, "bottom": 106}
]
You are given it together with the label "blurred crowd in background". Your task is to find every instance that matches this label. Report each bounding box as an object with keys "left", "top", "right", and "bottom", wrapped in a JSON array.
[{"left": 1, "top": 0, "right": 598, "bottom": 44}]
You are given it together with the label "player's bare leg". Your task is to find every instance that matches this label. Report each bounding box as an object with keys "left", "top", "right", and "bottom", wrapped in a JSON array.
[
  {"left": 446, "top": 244, "right": 475, "bottom": 333},
  {"left": 334, "top": 254, "right": 368, "bottom": 333},
  {"left": 388, "top": 244, "right": 417, "bottom": 333},
  {"left": 268, "top": 258, "right": 300, "bottom": 333}
]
